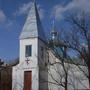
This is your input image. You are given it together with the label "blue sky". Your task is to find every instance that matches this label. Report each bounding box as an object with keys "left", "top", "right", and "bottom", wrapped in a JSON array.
[{"left": 0, "top": 0, "right": 90, "bottom": 61}]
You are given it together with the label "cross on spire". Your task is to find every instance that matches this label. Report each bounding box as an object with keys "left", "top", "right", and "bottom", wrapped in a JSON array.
[
  {"left": 52, "top": 9, "right": 56, "bottom": 32},
  {"left": 52, "top": 18, "right": 55, "bottom": 31},
  {"left": 51, "top": 18, "right": 58, "bottom": 39}
]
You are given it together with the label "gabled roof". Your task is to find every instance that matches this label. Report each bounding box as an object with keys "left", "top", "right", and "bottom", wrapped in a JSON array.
[{"left": 20, "top": 2, "right": 46, "bottom": 42}]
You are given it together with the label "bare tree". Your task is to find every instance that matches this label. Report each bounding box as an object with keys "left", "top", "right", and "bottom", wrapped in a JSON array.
[
  {"left": 62, "top": 11, "right": 90, "bottom": 87},
  {"left": 46, "top": 41, "right": 89, "bottom": 90},
  {"left": 42, "top": 9, "right": 90, "bottom": 90}
]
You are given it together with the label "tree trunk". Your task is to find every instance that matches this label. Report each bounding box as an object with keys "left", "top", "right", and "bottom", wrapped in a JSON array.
[
  {"left": 87, "top": 63, "right": 90, "bottom": 88},
  {"left": 89, "top": 70, "right": 90, "bottom": 88},
  {"left": 65, "top": 73, "right": 68, "bottom": 90},
  {"left": 88, "top": 37, "right": 90, "bottom": 88},
  {"left": 87, "top": 55, "right": 90, "bottom": 88}
]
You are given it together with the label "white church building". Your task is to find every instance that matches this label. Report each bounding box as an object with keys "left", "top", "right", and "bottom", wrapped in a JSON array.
[{"left": 12, "top": 1, "right": 89, "bottom": 90}]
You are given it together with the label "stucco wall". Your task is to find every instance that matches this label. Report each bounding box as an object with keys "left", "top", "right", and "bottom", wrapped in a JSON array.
[
  {"left": 20, "top": 38, "right": 38, "bottom": 65},
  {"left": 12, "top": 66, "right": 39, "bottom": 90},
  {"left": 48, "top": 50, "right": 89, "bottom": 90},
  {"left": 12, "top": 38, "right": 39, "bottom": 90},
  {"left": 38, "top": 39, "right": 48, "bottom": 90}
]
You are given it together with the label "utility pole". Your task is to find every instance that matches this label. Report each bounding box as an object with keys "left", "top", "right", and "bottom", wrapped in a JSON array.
[{"left": 0, "top": 59, "right": 4, "bottom": 90}]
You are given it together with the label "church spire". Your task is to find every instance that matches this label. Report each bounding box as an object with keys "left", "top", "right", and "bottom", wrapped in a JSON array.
[
  {"left": 51, "top": 17, "right": 58, "bottom": 41},
  {"left": 20, "top": 1, "right": 46, "bottom": 42}
]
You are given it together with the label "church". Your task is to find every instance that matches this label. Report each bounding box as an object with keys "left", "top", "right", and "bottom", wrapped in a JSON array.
[{"left": 12, "top": 1, "right": 89, "bottom": 90}]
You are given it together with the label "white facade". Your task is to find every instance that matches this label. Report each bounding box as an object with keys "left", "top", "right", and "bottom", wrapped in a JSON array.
[
  {"left": 12, "top": 38, "right": 38, "bottom": 90},
  {"left": 12, "top": 2, "right": 48, "bottom": 90},
  {"left": 12, "top": 38, "right": 48, "bottom": 90}
]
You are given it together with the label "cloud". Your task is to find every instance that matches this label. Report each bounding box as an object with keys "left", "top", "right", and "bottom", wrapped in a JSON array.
[
  {"left": 51, "top": 0, "right": 90, "bottom": 21},
  {"left": 51, "top": 5, "right": 65, "bottom": 20},
  {"left": 5, "top": 20, "right": 13, "bottom": 28},
  {"left": 14, "top": 2, "right": 32, "bottom": 15},
  {"left": 14, "top": 2, "right": 45, "bottom": 19},
  {"left": 0, "top": 9, "right": 18, "bottom": 31},
  {"left": 0, "top": 10, "right": 6, "bottom": 23},
  {"left": 37, "top": 4, "right": 45, "bottom": 19}
]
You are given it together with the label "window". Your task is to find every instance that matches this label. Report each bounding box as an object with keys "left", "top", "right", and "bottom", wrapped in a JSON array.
[{"left": 25, "top": 45, "right": 32, "bottom": 57}]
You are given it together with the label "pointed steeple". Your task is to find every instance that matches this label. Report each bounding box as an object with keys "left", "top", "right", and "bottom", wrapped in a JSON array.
[
  {"left": 51, "top": 19, "right": 58, "bottom": 41},
  {"left": 20, "top": 1, "right": 46, "bottom": 42}
]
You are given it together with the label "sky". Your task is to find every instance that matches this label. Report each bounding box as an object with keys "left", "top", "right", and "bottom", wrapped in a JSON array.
[{"left": 0, "top": 0, "right": 90, "bottom": 62}]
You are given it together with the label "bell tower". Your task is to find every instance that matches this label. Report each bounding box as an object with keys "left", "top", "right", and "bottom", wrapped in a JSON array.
[{"left": 12, "top": 1, "right": 48, "bottom": 90}]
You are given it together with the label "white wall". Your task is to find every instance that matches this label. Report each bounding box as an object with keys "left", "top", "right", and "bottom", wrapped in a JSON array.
[
  {"left": 12, "top": 38, "right": 39, "bottom": 90},
  {"left": 20, "top": 38, "right": 38, "bottom": 66},
  {"left": 48, "top": 50, "right": 89, "bottom": 90},
  {"left": 12, "top": 66, "right": 39, "bottom": 90},
  {"left": 38, "top": 39, "right": 48, "bottom": 90}
]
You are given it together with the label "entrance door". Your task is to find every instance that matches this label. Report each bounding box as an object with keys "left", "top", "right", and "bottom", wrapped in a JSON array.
[{"left": 24, "top": 71, "right": 32, "bottom": 90}]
